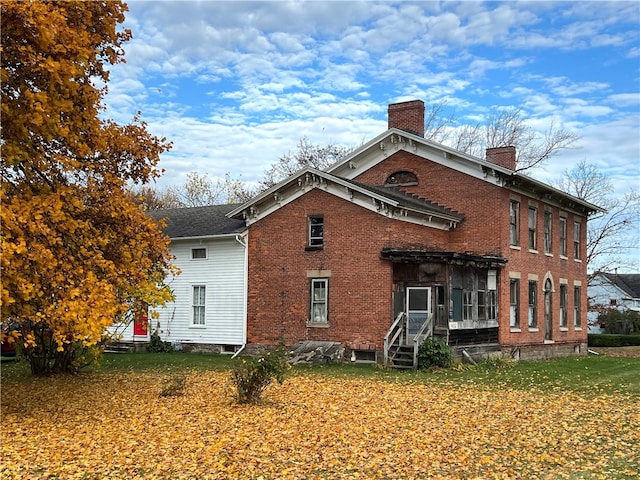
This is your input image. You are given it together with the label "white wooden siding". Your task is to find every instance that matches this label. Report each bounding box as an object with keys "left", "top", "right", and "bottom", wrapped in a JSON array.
[{"left": 111, "top": 236, "right": 247, "bottom": 345}]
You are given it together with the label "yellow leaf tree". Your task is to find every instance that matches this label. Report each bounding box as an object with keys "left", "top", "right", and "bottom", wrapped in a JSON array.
[{"left": 1, "top": 0, "right": 175, "bottom": 374}]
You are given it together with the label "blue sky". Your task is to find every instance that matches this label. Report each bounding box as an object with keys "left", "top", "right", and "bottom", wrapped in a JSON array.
[{"left": 103, "top": 0, "right": 639, "bottom": 201}]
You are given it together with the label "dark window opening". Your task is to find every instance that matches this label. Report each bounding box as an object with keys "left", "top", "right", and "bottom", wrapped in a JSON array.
[{"left": 385, "top": 171, "right": 418, "bottom": 186}]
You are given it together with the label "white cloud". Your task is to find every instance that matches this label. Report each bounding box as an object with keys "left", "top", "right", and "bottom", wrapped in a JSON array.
[
  {"left": 606, "top": 93, "right": 640, "bottom": 107},
  {"left": 101, "top": 0, "right": 638, "bottom": 226}
]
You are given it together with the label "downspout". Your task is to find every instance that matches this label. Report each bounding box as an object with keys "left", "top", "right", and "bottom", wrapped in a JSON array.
[
  {"left": 232, "top": 231, "right": 248, "bottom": 358},
  {"left": 231, "top": 344, "right": 246, "bottom": 359}
]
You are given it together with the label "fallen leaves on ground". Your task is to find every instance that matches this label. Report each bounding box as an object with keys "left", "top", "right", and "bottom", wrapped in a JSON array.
[{"left": 1, "top": 370, "right": 638, "bottom": 479}]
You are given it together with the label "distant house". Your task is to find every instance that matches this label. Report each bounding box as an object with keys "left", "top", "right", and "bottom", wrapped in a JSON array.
[
  {"left": 227, "top": 100, "right": 603, "bottom": 365},
  {"left": 588, "top": 273, "right": 640, "bottom": 333},
  {"left": 110, "top": 205, "right": 247, "bottom": 353}
]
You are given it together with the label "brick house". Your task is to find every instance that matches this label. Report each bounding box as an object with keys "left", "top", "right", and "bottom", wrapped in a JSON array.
[{"left": 228, "top": 100, "right": 602, "bottom": 365}]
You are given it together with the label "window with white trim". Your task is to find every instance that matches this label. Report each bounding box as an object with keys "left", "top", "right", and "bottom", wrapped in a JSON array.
[
  {"left": 310, "top": 279, "right": 328, "bottom": 323},
  {"left": 192, "top": 247, "right": 207, "bottom": 259},
  {"left": 573, "top": 222, "right": 581, "bottom": 259},
  {"left": 308, "top": 216, "right": 324, "bottom": 248},
  {"left": 192, "top": 285, "right": 206, "bottom": 325}
]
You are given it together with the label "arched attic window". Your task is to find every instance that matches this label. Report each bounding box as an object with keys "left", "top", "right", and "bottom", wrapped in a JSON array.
[{"left": 384, "top": 170, "right": 418, "bottom": 187}]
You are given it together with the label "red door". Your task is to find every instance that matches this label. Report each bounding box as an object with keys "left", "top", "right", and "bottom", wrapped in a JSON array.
[{"left": 133, "top": 309, "right": 149, "bottom": 338}]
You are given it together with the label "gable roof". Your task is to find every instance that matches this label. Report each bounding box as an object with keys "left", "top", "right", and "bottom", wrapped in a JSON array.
[
  {"left": 327, "top": 128, "right": 603, "bottom": 216},
  {"left": 150, "top": 204, "right": 246, "bottom": 239},
  {"left": 227, "top": 167, "right": 463, "bottom": 231},
  {"left": 601, "top": 273, "right": 640, "bottom": 299}
]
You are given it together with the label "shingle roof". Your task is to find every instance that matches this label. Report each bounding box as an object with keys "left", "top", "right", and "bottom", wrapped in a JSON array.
[
  {"left": 149, "top": 204, "right": 246, "bottom": 239},
  {"left": 342, "top": 178, "right": 465, "bottom": 221},
  {"left": 603, "top": 273, "right": 640, "bottom": 299}
]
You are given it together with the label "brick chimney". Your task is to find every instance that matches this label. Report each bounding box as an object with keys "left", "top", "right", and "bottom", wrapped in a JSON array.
[
  {"left": 388, "top": 100, "right": 424, "bottom": 137},
  {"left": 485, "top": 146, "right": 516, "bottom": 171}
]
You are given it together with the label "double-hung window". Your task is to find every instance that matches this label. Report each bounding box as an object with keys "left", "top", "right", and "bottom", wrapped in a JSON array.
[
  {"left": 528, "top": 281, "right": 537, "bottom": 328},
  {"left": 510, "top": 279, "right": 519, "bottom": 328},
  {"left": 509, "top": 200, "right": 520, "bottom": 246},
  {"left": 559, "top": 285, "right": 568, "bottom": 328},
  {"left": 308, "top": 215, "right": 324, "bottom": 248},
  {"left": 544, "top": 210, "right": 552, "bottom": 254},
  {"left": 559, "top": 217, "right": 567, "bottom": 257},
  {"left": 573, "top": 222, "right": 581, "bottom": 260},
  {"left": 463, "top": 290, "right": 473, "bottom": 321},
  {"left": 310, "top": 279, "right": 328, "bottom": 323},
  {"left": 487, "top": 270, "right": 497, "bottom": 321},
  {"left": 192, "top": 285, "right": 206, "bottom": 325},
  {"left": 574, "top": 286, "right": 581, "bottom": 327},
  {"left": 528, "top": 207, "right": 537, "bottom": 250}
]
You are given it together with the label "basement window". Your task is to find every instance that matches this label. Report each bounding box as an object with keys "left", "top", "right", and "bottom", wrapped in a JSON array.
[{"left": 351, "top": 350, "right": 376, "bottom": 363}]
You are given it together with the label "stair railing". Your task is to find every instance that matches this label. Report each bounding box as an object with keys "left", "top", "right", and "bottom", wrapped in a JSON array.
[
  {"left": 383, "top": 312, "right": 406, "bottom": 365},
  {"left": 412, "top": 313, "right": 434, "bottom": 370}
]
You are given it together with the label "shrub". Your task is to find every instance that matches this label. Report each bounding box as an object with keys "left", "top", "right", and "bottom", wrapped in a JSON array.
[
  {"left": 417, "top": 337, "right": 453, "bottom": 369},
  {"left": 231, "top": 347, "right": 289, "bottom": 404},
  {"left": 146, "top": 329, "right": 174, "bottom": 353},
  {"left": 598, "top": 309, "right": 640, "bottom": 335}
]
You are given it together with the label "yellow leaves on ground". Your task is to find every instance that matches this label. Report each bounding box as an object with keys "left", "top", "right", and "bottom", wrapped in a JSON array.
[{"left": 1, "top": 372, "right": 638, "bottom": 479}]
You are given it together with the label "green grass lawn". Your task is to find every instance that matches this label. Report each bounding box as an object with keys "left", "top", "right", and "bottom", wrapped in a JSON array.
[{"left": 3, "top": 350, "right": 639, "bottom": 396}]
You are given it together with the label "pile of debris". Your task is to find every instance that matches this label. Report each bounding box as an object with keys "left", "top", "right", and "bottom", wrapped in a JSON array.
[{"left": 288, "top": 341, "right": 344, "bottom": 365}]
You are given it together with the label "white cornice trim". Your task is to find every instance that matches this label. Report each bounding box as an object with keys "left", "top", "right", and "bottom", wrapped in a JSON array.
[
  {"left": 327, "top": 129, "right": 602, "bottom": 214},
  {"left": 229, "top": 167, "right": 459, "bottom": 231}
]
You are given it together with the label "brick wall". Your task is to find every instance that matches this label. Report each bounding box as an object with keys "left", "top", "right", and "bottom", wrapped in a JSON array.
[
  {"left": 499, "top": 200, "right": 588, "bottom": 349},
  {"left": 354, "top": 149, "right": 588, "bottom": 350},
  {"left": 246, "top": 187, "right": 451, "bottom": 350},
  {"left": 353, "top": 151, "right": 509, "bottom": 257},
  {"left": 247, "top": 148, "right": 589, "bottom": 355}
]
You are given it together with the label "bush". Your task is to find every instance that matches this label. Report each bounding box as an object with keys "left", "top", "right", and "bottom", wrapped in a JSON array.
[
  {"left": 146, "top": 329, "right": 174, "bottom": 353},
  {"left": 231, "top": 347, "right": 289, "bottom": 404},
  {"left": 598, "top": 309, "right": 640, "bottom": 335},
  {"left": 588, "top": 334, "right": 640, "bottom": 347},
  {"left": 417, "top": 337, "right": 453, "bottom": 369}
]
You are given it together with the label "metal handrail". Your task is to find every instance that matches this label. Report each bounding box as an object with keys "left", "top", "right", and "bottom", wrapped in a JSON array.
[
  {"left": 412, "top": 313, "right": 433, "bottom": 369},
  {"left": 384, "top": 312, "right": 406, "bottom": 365}
]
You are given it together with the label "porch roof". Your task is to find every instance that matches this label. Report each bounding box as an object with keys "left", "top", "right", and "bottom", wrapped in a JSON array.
[{"left": 380, "top": 248, "right": 507, "bottom": 268}]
